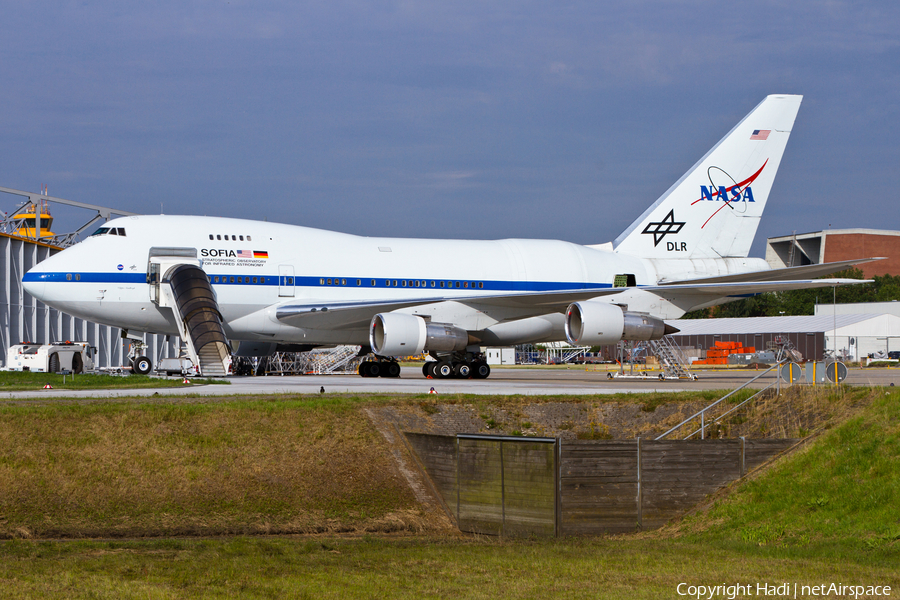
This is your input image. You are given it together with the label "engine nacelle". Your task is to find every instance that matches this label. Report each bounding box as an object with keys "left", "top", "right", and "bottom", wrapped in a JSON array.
[
  {"left": 565, "top": 301, "right": 669, "bottom": 345},
  {"left": 370, "top": 313, "right": 469, "bottom": 357}
]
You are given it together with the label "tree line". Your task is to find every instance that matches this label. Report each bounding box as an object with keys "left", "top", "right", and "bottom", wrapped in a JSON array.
[{"left": 682, "top": 269, "right": 900, "bottom": 319}]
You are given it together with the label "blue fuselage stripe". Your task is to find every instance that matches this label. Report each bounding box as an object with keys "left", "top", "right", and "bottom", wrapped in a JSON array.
[{"left": 23, "top": 271, "right": 614, "bottom": 292}]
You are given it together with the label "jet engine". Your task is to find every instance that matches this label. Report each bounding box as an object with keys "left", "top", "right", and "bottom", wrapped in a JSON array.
[
  {"left": 564, "top": 301, "right": 673, "bottom": 346},
  {"left": 370, "top": 313, "right": 469, "bottom": 357}
]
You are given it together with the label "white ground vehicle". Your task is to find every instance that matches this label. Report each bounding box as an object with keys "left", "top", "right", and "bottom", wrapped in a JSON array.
[
  {"left": 4, "top": 341, "right": 96, "bottom": 373},
  {"left": 155, "top": 357, "right": 197, "bottom": 376}
]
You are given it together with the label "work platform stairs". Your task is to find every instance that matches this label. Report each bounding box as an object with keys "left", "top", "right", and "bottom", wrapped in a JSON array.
[
  {"left": 309, "top": 345, "right": 362, "bottom": 374},
  {"left": 261, "top": 346, "right": 363, "bottom": 375},
  {"left": 648, "top": 335, "right": 696, "bottom": 380},
  {"left": 153, "top": 262, "right": 231, "bottom": 377}
]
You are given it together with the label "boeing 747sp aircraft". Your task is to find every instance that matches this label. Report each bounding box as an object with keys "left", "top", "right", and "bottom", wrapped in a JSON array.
[{"left": 22, "top": 95, "right": 874, "bottom": 378}]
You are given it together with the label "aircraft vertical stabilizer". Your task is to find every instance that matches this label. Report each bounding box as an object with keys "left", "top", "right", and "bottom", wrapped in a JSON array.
[{"left": 613, "top": 94, "right": 802, "bottom": 259}]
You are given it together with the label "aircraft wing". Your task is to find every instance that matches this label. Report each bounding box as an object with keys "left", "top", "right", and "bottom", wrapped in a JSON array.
[
  {"left": 275, "top": 288, "right": 624, "bottom": 330},
  {"left": 274, "top": 267, "right": 874, "bottom": 331}
]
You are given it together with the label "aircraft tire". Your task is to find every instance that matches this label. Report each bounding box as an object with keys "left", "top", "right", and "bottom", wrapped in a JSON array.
[
  {"left": 133, "top": 356, "right": 152, "bottom": 375},
  {"left": 472, "top": 362, "right": 491, "bottom": 379},
  {"left": 422, "top": 363, "right": 431, "bottom": 378},
  {"left": 367, "top": 362, "right": 382, "bottom": 378},
  {"left": 435, "top": 361, "right": 454, "bottom": 379},
  {"left": 359, "top": 362, "right": 377, "bottom": 377},
  {"left": 454, "top": 363, "right": 471, "bottom": 378},
  {"left": 384, "top": 362, "right": 401, "bottom": 378}
]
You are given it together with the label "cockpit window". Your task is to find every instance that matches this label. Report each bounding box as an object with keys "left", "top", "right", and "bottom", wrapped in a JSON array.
[{"left": 89, "top": 227, "right": 127, "bottom": 237}]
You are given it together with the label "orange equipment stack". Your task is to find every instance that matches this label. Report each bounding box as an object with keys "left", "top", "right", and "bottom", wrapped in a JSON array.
[{"left": 694, "top": 340, "right": 756, "bottom": 365}]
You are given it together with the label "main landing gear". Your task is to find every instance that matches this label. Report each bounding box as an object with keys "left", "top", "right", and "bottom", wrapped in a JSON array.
[
  {"left": 422, "top": 353, "right": 491, "bottom": 380},
  {"left": 358, "top": 359, "right": 401, "bottom": 378}
]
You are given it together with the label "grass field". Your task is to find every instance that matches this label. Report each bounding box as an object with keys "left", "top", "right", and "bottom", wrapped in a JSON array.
[
  {"left": 0, "top": 534, "right": 896, "bottom": 599},
  {"left": 0, "top": 387, "right": 896, "bottom": 598},
  {"left": 0, "top": 371, "right": 228, "bottom": 391},
  {"left": 0, "top": 397, "right": 424, "bottom": 539}
]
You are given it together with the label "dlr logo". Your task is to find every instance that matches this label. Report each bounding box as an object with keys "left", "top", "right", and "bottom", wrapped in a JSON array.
[{"left": 667, "top": 242, "right": 687, "bottom": 251}]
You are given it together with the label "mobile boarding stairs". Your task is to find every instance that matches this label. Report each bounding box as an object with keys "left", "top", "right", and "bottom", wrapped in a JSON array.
[{"left": 146, "top": 253, "right": 231, "bottom": 377}]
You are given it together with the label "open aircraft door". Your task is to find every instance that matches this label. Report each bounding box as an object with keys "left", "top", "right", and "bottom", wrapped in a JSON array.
[
  {"left": 148, "top": 247, "right": 200, "bottom": 304},
  {"left": 278, "top": 265, "right": 295, "bottom": 297}
]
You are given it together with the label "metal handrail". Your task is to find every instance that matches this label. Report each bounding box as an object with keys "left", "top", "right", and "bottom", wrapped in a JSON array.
[
  {"left": 655, "top": 361, "right": 784, "bottom": 440},
  {"left": 679, "top": 380, "right": 779, "bottom": 440}
]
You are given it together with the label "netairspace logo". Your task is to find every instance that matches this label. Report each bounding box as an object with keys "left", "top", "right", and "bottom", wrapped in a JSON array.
[{"left": 676, "top": 582, "right": 892, "bottom": 599}]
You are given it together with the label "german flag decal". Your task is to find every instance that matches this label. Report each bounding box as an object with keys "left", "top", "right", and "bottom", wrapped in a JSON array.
[{"left": 253, "top": 251, "right": 269, "bottom": 259}]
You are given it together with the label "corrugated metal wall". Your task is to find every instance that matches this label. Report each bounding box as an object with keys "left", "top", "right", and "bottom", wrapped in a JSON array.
[
  {"left": 0, "top": 234, "right": 178, "bottom": 370},
  {"left": 668, "top": 332, "right": 825, "bottom": 362}
]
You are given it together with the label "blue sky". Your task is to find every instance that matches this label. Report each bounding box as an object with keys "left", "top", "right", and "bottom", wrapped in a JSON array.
[{"left": 2, "top": 1, "right": 898, "bottom": 257}]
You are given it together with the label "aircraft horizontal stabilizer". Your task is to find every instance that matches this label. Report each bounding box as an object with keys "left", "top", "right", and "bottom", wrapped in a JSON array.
[
  {"left": 657, "top": 257, "right": 885, "bottom": 286},
  {"left": 643, "top": 278, "right": 871, "bottom": 299}
]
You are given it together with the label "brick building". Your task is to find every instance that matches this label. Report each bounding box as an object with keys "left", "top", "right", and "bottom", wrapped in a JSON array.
[{"left": 766, "top": 229, "right": 900, "bottom": 277}]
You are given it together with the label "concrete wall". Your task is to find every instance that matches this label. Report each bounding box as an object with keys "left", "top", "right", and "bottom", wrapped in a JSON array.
[{"left": 406, "top": 432, "right": 797, "bottom": 537}]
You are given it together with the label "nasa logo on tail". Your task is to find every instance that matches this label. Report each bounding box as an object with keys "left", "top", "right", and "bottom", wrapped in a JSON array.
[{"left": 693, "top": 160, "right": 768, "bottom": 229}]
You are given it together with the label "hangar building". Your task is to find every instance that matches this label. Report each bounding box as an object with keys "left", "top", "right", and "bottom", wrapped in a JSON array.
[
  {"left": 813, "top": 301, "right": 900, "bottom": 319},
  {"left": 0, "top": 186, "right": 177, "bottom": 370},
  {"left": 667, "top": 314, "right": 900, "bottom": 362}
]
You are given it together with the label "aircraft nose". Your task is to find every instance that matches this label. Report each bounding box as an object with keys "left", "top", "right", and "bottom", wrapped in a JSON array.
[{"left": 22, "top": 268, "right": 47, "bottom": 301}]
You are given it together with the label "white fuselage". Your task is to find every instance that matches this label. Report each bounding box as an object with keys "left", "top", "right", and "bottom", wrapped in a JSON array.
[{"left": 23, "top": 215, "right": 767, "bottom": 347}]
